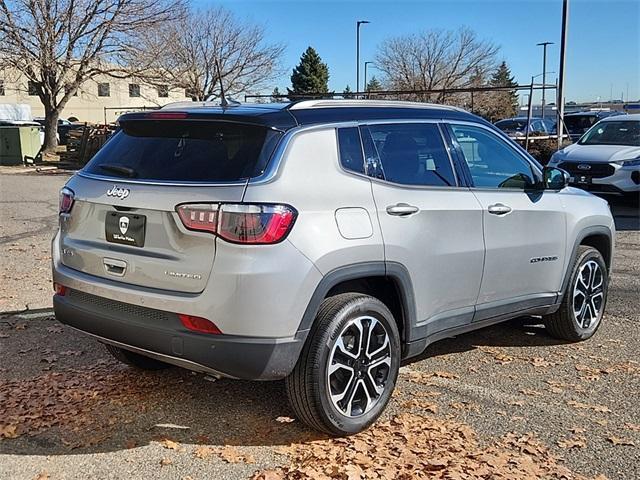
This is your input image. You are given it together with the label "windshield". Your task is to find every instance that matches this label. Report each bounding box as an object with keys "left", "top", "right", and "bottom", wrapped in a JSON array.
[
  {"left": 579, "top": 121, "right": 640, "bottom": 147},
  {"left": 83, "top": 120, "right": 282, "bottom": 182},
  {"left": 564, "top": 115, "right": 598, "bottom": 134}
]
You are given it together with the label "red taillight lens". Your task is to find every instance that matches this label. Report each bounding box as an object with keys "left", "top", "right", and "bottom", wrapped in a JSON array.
[
  {"left": 178, "top": 314, "right": 221, "bottom": 334},
  {"left": 53, "top": 283, "right": 67, "bottom": 296},
  {"left": 59, "top": 187, "right": 74, "bottom": 214},
  {"left": 176, "top": 203, "right": 296, "bottom": 245},
  {"left": 176, "top": 204, "right": 219, "bottom": 233},
  {"left": 218, "top": 204, "right": 296, "bottom": 244}
]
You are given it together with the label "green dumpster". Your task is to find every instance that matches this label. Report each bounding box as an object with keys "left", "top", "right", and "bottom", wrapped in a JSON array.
[{"left": 0, "top": 126, "right": 42, "bottom": 165}]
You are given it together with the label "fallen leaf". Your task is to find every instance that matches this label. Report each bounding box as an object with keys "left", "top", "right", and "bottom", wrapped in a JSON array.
[
  {"left": 160, "top": 439, "right": 181, "bottom": 450},
  {"left": 46, "top": 326, "right": 63, "bottom": 334},
  {"left": 194, "top": 446, "right": 215, "bottom": 459},
  {"left": 33, "top": 472, "right": 49, "bottom": 480},
  {"left": 15, "top": 323, "right": 28, "bottom": 330},
  {"left": 557, "top": 436, "right": 587, "bottom": 449},
  {"left": 624, "top": 423, "right": 640, "bottom": 432},
  {"left": 0, "top": 424, "right": 19, "bottom": 438},
  {"left": 160, "top": 458, "right": 172, "bottom": 466},
  {"left": 607, "top": 436, "right": 635, "bottom": 446},
  {"left": 275, "top": 416, "right": 295, "bottom": 423}
]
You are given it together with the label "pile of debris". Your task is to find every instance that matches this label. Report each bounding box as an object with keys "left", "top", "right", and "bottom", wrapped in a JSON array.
[{"left": 59, "top": 123, "right": 116, "bottom": 166}]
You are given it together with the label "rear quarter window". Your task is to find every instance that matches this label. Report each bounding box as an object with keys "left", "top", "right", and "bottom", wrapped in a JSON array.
[{"left": 83, "top": 120, "right": 282, "bottom": 182}]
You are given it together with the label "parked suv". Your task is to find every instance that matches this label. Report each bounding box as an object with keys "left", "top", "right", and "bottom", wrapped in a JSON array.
[{"left": 53, "top": 100, "right": 615, "bottom": 435}]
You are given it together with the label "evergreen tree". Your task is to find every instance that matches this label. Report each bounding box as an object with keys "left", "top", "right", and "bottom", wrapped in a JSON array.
[
  {"left": 486, "top": 61, "right": 518, "bottom": 121},
  {"left": 270, "top": 87, "right": 286, "bottom": 103},
  {"left": 365, "top": 76, "right": 382, "bottom": 92},
  {"left": 342, "top": 85, "right": 354, "bottom": 99},
  {"left": 288, "top": 47, "right": 330, "bottom": 98}
]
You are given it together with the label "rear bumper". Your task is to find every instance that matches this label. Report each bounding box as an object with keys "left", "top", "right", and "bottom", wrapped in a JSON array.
[{"left": 53, "top": 289, "right": 305, "bottom": 380}]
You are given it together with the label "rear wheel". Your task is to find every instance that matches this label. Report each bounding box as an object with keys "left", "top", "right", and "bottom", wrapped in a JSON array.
[
  {"left": 104, "top": 344, "right": 172, "bottom": 370},
  {"left": 544, "top": 246, "right": 608, "bottom": 341},
  {"left": 286, "top": 293, "right": 400, "bottom": 435}
]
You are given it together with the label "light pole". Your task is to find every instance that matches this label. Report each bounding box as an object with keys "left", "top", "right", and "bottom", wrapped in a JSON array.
[
  {"left": 364, "top": 61, "right": 375, "bottom": 91},
  {"left": 557, "top": 0, "right": 569, "bottom": 149},
  {"left": 356, "top": 20, "right": 370, "bottom": 94},
  {"left": 537, "top": 41, "right": 554, "bottom": 119}
]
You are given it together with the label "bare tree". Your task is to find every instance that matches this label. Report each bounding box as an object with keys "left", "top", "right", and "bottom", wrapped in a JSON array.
[
  {"left": 131, "top": 7, "right": 284, "bottom": 102},
  {"left": 0, "top": 0, "right": 182, "bottom": 151},
  {"left": 375, "top": 27, "right": 499, "bottom": 103}
]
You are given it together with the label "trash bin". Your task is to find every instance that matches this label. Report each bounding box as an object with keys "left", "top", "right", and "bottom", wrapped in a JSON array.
[{"left": 0, "top": 126, "right": 42, "bottom": 165}]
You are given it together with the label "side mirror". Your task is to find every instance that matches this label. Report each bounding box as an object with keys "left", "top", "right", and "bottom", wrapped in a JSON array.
[{"left": 543, "top": 166, "right": 570, "bottom": 190}]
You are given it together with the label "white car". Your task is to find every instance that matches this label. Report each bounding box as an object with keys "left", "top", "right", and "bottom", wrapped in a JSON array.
[{"left": 549, "top": 114, "right": 640, "bottom": 201}]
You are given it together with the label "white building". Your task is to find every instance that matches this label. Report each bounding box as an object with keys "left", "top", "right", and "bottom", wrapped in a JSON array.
[{"left": 0, "top": 70, "right": 190, "bottom": 124}]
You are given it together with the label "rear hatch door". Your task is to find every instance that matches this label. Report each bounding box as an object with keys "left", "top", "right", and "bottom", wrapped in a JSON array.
[{"left": 59, "top": 117, "right": 282, "bottom": 293}]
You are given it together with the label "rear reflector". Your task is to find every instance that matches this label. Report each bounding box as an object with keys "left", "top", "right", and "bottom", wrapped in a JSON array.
[
  {"left": 179, "top": 314, "right": 221, "bottom": 334},
  {"left": 176, "top": 203, "right": 297, "bottom": 245},
  {"left": 53, "top": 283, "right": 67, "bottom": 296}
]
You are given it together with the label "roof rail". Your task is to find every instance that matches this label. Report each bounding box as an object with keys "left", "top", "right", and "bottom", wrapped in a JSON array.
[{"left": 287, "top": 99, "right": 462, "bottom": 111}]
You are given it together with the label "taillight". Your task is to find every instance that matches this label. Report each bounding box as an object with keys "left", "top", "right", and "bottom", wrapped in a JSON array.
[
  {"left": 59, "top": 187, "right": 74, "bottom": 214},
  {"left": 53, "top": 283, "right": 67, "bottom": 296},
  {"left": 176, "top": 203, "right": 296, "bottom": 245},
  {"left": 176, "top": 204, "right": 218, "bottom": 233},
  {"left": 179, "top": 314, "right": 221, "bottom": 334}
]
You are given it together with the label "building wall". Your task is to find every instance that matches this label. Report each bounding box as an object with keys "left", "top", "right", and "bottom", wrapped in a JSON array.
[{"left": 0, "top": 71, "right": 190, "bottom": 124}]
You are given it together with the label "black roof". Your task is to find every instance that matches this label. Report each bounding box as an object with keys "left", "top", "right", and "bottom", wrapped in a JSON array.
[{"left": 118, "top": 100, "right": 487, "bottom": 131}]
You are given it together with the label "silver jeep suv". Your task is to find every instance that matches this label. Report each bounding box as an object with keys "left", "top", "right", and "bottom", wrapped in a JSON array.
[{"left": 52, "top": 100, "right": 615, "bottom": 435}]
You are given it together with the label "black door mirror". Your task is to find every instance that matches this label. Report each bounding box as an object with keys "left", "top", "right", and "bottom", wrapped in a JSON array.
[{"left": 543, "top": 166, "right": 570, "bottom": 190}]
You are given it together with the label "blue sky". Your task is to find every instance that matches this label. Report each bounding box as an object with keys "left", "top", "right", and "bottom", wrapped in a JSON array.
[{"left": 208, "top": 0, "right": 639, "bottom": 103}]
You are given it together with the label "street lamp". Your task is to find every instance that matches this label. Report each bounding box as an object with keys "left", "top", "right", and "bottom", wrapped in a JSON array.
[
  {"left": 364, "top": 61, "right": 375, "bottom": 91},
  {"left": 356, "top": 20, "right": 370, "bottom": 94},
  {"left": 536, "top": 41, "right": 554, "bottom": 119}
]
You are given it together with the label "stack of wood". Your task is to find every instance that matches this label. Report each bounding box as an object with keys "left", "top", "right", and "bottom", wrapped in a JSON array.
[{"left": 59, "top": 123, "right": 117, "bottom": 166}]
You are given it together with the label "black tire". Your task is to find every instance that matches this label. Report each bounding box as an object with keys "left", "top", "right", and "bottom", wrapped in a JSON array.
[
  {"left": 285, "top": 293, "right": 401, "bottom": 435},
  {"left": 104, "top": 344, "right": 172, "bottom": 370},
  {"left": 544, "top": 246, "right": 608, "bottom": 341}
]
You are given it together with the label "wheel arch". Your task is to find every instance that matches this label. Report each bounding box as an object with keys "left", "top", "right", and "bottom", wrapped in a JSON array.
[
  {"left": 297, "top": 262, "right": 417, "bottom": 348},
  {"left": 559, "top": 225, "right": 613, "bottom": 300}
]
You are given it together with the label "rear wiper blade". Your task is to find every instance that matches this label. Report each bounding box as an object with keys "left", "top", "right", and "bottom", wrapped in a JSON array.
[{"left": 98, "top": 164, "right": 137, "bottom": 178}]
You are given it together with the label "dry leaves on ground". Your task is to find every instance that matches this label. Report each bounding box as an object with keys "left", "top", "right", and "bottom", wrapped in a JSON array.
[
  {"left": 251, "top": 412, "right": 592, "bottom": 480},
  {"left": 0, "top": 362, "right": 172, "bottom": 446},
  {"left": 566, "top": 400, "right": 612, "bottom": 414}
]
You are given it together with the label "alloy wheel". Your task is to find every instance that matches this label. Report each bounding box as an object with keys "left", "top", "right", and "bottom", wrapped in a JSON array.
[
  {"left": 573, "top": 260, "right": 604, "bottom": 329},
  {"left": 326, "top": 316, "right": 392, "bottom": 418}
]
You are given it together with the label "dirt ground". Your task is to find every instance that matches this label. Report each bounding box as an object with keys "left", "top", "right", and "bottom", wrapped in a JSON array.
[{"left": 1, "top": 170, "right": 639, "bottom": 480}]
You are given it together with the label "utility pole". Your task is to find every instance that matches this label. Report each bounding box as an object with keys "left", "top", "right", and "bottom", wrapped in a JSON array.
[
  {"left": 537, "top": 41, "right": 554, "bottom": 119},
  {"left": 557, "top": 0, "right": 569, "bottom": 149},
  {"left": 356, "top": 20, "right": 370, "bottom": 95}
]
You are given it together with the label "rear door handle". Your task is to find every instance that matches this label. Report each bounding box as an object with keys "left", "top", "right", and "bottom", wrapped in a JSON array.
[
  {"left": 487, "top": 203, "right": 512, "bottom": 215},
  {"left": 386, "top": 203, "right": 419, "bottom": 216}
]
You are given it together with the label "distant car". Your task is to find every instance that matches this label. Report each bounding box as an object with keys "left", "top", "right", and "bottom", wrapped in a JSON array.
[
  {"left": 563, "top": 111, "right": 627, "bottom": 142},
  {"left": 549, "top": 114, "right": 640, "bottom": 201},
  {"left": 33, "top": 117, "right": 84, "bottom": 145},
  {"left": 494, "top": 117, "right": 554, "bottom": 138}
]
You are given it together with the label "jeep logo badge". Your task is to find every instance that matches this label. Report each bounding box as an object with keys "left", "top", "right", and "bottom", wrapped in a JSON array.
[
  {"left": 106, "top": 185, "right": 130, "bottom": 200},
  {"left": 577, "top": 164, "right": 591, "bottom": 171},
  {"left": 119, "top": 216, "right": 130, "bottom": 235}
]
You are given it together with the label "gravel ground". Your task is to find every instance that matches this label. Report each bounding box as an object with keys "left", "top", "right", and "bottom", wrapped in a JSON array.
[{"left": 1, "top": 170, "right": 639, "bottom": 480}]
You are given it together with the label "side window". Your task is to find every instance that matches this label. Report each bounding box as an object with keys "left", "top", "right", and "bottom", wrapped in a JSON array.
[
  {"left": 337, "top": 127, "right": 365, "bottom": 174},
  {"left": 361, "top": 123, "right": 456, "bottom": 187},
  {"left": 451, "top": 124, "right": 536, "bottom": 189}
]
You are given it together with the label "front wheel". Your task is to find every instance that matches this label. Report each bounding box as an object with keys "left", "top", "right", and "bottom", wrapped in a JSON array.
[
  {"left": 286, "top": 293, "right": 400, "bottom": 435},
  {"left": 544, "top": 246, "right": 608, "bottom": 341}
]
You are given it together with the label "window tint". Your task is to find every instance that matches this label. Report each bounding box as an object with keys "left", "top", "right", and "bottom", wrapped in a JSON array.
[
  {"left": 129, "top": 84, "right": 141, "bottom": 98},
  {"left": 337, "top": 127, "right": 365, "bottom": 174},
  {"left": 451, "top": 124, "right": 536, "bottom": 189},
  {"left": 363, "top": 123, "right": 455, "bottom": 186},
  {"left": 98, "top": 83, "right": 110, "bottom": 97},
  {"left": 84, "top": 121, "right": 282, "bottom": 182},
  {"left": 0, "top": 80, "right": 4, "bottom": 96}
]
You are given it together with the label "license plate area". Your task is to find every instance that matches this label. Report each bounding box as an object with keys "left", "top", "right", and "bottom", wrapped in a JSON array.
[
  {"left": 105, "top": 212, "right": 146, "bottom": 247},
  {"left": 570, "top": 175, "right": 592, "bottom": 185}
]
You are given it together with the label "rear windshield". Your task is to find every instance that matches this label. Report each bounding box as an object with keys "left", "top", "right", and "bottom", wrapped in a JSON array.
[
  {"left": 83, "top": 121, "right": 282, "bottom": 182},
  {"left": 495, "top": 120, "right": 528, "bottom": 131}
]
